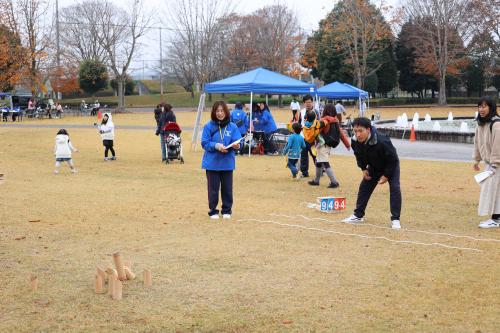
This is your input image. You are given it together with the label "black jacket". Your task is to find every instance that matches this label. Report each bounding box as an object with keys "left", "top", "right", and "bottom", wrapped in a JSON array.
[
  {"left": 351, "top": 128, "right": 399, "bottom": 178},
  {"left": 154, "top": 108, "right": 162, "bottom": 125},
  {"left": 156, "top": 110, "right": 177, "bottom": 135}
]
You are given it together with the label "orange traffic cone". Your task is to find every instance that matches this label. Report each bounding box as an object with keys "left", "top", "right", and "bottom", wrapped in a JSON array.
[
  {"left": 409, "top": 125, "right": 416, "bottom": 142},
  {"left": 97, "top": 110, "right": 102, "bottom": 120}
]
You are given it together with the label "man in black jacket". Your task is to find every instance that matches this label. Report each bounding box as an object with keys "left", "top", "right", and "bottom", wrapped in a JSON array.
[{"left": 342, "top": 117, "right": 402, "bottom": 229}]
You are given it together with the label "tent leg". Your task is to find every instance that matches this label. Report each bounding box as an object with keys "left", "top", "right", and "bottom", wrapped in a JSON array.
[
  {"left": 191, "top": 93, "right": 205, "bottom": 151},
  {"left": 249, "top": 92, "right": 253, "bottom": 157}
]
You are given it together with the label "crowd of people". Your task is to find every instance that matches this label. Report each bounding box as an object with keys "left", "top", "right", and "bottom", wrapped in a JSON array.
[
  {"left": 198, "top": 95, "right": 499, "bottom": 232},
  {"left": 26, "top": 94, "right": 497, "bottom": 231}
]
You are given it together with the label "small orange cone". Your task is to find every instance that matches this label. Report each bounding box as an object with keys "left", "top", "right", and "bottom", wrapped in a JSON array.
[
  {"left": 409, "top": 125, "right": 416, "bottom": 142},
  {"left": 97, "top": 110, "right": 102, "bottom": 120}
]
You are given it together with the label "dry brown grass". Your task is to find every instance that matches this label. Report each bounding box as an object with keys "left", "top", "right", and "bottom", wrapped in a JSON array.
[{"left": 1, "top": 109, "right": 499, "bottom": 332}]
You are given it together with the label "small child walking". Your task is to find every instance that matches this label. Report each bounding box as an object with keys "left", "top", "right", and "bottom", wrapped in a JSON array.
[
  {"left": 54, "top": 129, "right": 78, "bottom": 174},
  {"left": 283, "top": 122, "right": 306, "bottom": 179},
  {"left": 308, "top": 104, "right": 351, "bottom": 188},
  {"left": 98, "top": 113, "right": 116, "bottom": 161}
]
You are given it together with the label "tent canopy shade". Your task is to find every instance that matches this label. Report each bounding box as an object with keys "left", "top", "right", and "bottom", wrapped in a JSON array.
[
  {"left": 204, "top": 67, "right": 316, "bottom": 95},
  {"left": 316, "top": 81, "right": 368, "bottom": 99}
]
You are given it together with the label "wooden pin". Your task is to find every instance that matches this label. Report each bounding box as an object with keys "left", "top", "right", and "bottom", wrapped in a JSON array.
[
  {"left": 124, "top": 266, "right": 136, "bottom": 280},
  {"left": 112, "top": 279, "right": 122, "bottom": 300},
  {"left": 113, "top": 252, "right": 127, "bottom": 281},
  {"left": 96, "top": 266, "right": 106, "bottom": 283},
  {"left": 106, "top": 268, "right": 117, "bottom": 296},
  {"left": 143, "top": 269, "right": 152, "bottom": 287},
  {"left": 94, "top": 274, "right": 104, "bottom": 294},
  {"left": 30, "top": 275, "right": 38, "bottom": 292}
]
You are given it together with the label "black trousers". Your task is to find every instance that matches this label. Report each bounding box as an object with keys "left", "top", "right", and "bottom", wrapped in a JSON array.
[
  {"left": 103, "top": 140, "right": 115, "bottom": 157},
  {"left": 354, "top": 164, "right": 402, "bottom": 221},
  {"left": 206, "top": 170, "right": 233, "bottom": 216},
  {"left": 300, "top": 141, "right": 316, "bottom": 176}
]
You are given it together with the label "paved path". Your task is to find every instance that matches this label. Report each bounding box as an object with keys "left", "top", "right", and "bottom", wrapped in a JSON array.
[
  {"left": 333, "top": 138, "right": 473, "bottom": 162},
  {"left": 1, "top": 123, "right": 473, "bottom": 162}
]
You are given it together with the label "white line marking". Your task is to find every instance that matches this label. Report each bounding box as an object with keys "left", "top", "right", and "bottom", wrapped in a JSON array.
[{"left": 238, "top": 218, "right": 483, "bottom": 253}]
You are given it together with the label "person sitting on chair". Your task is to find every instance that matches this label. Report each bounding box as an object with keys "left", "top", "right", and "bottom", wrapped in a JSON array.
[{"left": 252, "top": 102, "right": 278, "bottom": 155}]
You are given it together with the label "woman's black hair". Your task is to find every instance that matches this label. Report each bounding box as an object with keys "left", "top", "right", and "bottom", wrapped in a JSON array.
[
  {"left": 476, "top": 96, "right": 497, "bottom": 126},
  {"left": 57, "top": 129, "right": 68, "bottom": 135}
]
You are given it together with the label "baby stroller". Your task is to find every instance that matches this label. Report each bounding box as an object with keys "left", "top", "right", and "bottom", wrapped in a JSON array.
[
  {"left": 270, "top": 127, "right": 292, "bottom": 155},
  {"left": 163, "top": 122, "right": 184, "bottom": 164}
]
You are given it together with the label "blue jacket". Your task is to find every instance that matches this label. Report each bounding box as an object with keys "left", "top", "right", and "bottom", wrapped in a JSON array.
[
  {"left": 252, "top": 109, "right": 277, "bottom": 134},
  {"left": 230, "top": 108, "right": 249, "bottom": 135},
  {"left": 201, "top": 120, "right": 242, "bottom": 171},
  {"left": 283, "top": 133, "right": 306, "bottom": 159}
]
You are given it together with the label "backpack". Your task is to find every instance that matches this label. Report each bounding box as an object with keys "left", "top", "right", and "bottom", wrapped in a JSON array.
[
  {"left": 303, "top": 120, "right": 321, "bottom": 143},
  {"left": 490, "top": 117, "right": 500, "bottom": 133},
  {"left": 323, "top": 121, "right": 341, "bottom": 148}
]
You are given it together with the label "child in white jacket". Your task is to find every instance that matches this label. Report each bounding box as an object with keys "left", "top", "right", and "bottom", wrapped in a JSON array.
[
  {"left": 97, "top": 113, "right": 116, "bottom": 161},
  {"left": 54, "top": 129, "right": 78, "bottom": 174}
]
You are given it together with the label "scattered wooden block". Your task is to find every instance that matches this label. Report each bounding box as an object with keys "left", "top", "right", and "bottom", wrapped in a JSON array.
[
  {"left": 113, "top": 252, "right": 127, "bottom": 281},
  {"left": 143, "top": 269, "right": 152, "bottom": 287},
  {"left": 124, "top": 266, "right": 136, "bottom": 280}
]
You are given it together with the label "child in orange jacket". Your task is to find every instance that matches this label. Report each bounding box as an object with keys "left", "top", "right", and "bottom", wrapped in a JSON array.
[{"left": 308, "top": 104, "right": 350, "bottom": 188}]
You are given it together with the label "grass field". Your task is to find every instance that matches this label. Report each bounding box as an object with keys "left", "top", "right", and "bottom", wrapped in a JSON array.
[{"left": 1, "top": 108, "right": 499, "bottom": 332}]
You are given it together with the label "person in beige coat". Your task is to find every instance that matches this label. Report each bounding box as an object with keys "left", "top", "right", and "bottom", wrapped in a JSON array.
[{"left": 473, "top": 96, "right": 500, "bottom": 228}]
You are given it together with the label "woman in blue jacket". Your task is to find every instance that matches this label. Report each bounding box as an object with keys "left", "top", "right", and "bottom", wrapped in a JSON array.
[
  {"left": 230, "top": 102, "right": 249, "bottom": 154},
  {"left": 202, "top": 101, "right": 242, "bottom": 219},
  {"left": 252, "top": 102, "right": 277, "bottom": 154}
]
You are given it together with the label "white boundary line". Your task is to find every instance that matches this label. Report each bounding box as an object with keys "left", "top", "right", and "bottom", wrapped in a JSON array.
[
  {"left": 271, "top": 213, "right": 500, "bottom": 243},
  {"left": 237, "top": 218, "right": 483, "bottom": 253}
]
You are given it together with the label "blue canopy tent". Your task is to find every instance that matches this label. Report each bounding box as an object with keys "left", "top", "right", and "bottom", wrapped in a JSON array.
[
  {"left": 317, "top": 81, "right": 369, "bottom": 116},
  {"left": 192, "top": 67, "right": 316, "bottom": 154}
]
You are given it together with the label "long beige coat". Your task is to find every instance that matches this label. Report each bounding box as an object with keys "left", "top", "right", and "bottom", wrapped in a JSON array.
[{"left": 473, "top": 119, "right": 500, "bottom": 216}]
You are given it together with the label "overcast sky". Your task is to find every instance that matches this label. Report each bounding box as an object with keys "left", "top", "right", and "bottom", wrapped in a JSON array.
[{"left": 56, "top": 0, "right": 402, "bottom": 75}]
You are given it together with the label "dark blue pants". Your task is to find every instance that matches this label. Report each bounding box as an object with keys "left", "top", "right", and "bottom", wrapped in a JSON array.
[
  {"left": 206, "top": 170, "right": 233, "bottom": 216},
  {"left": 354, "top": 164, "right": 402, "bottom": 221},
  {"left": 287, "top": 158, "right": 299, "bottom": 176}
]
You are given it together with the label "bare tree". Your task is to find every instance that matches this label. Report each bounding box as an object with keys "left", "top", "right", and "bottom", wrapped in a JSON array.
[
  {"left": 59, "top": 1, "right": 108, "bottom": 64},
  {"left": 95, "top": 0, "right": 151, "bottom": 110},
  {"left": 404, "top": 0, "right": 476, "bottom": 105},
  {"left": 165, "top": 0, "right": 235, "bottom": 94},
  {"left": 252, "top": 4, "right": 301, "bottom": 73}
]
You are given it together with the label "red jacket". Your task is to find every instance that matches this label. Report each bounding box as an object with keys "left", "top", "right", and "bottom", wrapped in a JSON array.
[{"left": 320, "top": 116, "right": 351, "bottom": 149}]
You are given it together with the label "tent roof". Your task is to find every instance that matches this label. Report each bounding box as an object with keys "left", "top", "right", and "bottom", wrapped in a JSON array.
[
  {"left": 317, "top": 81, "right": 368, "bottom": 99},
  {"left": 204, "top": 67, "right": 316, "bottom": 94}
]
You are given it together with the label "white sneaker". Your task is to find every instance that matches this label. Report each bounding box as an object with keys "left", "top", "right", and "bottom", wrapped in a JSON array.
[
  {"left": 54, "top": 170, "right": 59, "bottom": 174},
  {"left": 391, "top": 220, "right": 401, "bottom": 230},
  {"left": 478, "top": 219, "right": 500, "bottom": 228},
  {"left": 71, "top": 169, "right": 78, "bottom": 174},
  {"left": 222, "top": 214, "right": 231, "bottom": 219},
  {"left": 209, "top": 214, "right": 219, "bottom": 220},
  {"left": 342, "top": 214, "right": 364, "bottom": 223},
  {"left": 104, "top": 157, "right": 109, "bottom": 161}
]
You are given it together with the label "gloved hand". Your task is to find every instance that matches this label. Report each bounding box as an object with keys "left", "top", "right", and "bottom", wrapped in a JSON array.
[
  {"left": 99, "top": 130, "right": 104, "bottom": 134},
  {"left": 487, "top": 164, "right": 497, "bottom": 173},
  {"left": 215, "top": 143, "right": 224, "bottom": 151},
  {"left": 155, "top": 130, "right": 159, "bottom": 136}
]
